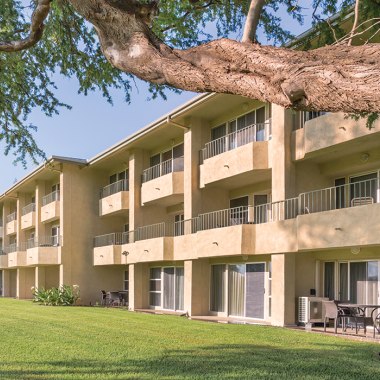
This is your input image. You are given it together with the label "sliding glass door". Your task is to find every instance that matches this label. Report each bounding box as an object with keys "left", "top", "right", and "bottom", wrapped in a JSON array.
[{"left": 229, "top": 265, "right": 246, "bottom": 317}]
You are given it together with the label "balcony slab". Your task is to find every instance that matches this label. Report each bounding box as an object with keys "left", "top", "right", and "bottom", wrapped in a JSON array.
[
  {"left": 41, "top": 201, "right": 60, "bottom": 223},
  {"left": 6, "top": 220, "right": 17, "bottom": 236},
  {"left": 124, "top": 237, "right": 174, "bottom": 263},
  {"left": 93, "top": 245, "right": 123, "bottom": 266},
  {"left": 0, "top": 255, "right": 8, "bottom": 269},
  {"left": 8, "top": 251, "right": 27, "bottom": 268},
  {"left": 21, "top": 212, "right": 36, "bottom": 231},
  {"left": 141, "top": 172, "right": 184, "bottom": 207},
  {"left": 26, "top": 246, "right": 60, "bottom": 266},
  {"left": 99, "top": 191, "right": 129, "bottom": 217},
  {"left": 200, "top": 141, "right": 269, "bottom": 188}
]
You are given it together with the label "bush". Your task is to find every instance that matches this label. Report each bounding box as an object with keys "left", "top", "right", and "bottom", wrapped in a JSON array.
[{"left": 32, "top": 285, "right": 80, "bottom": 306}]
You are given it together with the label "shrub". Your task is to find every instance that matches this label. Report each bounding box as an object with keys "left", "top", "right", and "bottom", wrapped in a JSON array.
[{"left": 32, "top": 285, "right": 81, "bottom": 306}]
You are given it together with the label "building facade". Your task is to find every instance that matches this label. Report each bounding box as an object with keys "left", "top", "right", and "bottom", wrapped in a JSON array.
[{"left": 1, "top": 92, "right": 379, "bottom": 326}]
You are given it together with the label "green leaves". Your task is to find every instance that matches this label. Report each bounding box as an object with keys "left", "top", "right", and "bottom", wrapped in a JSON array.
[{"left": 32, "top": 284, "right": 81, "bottom": 306}]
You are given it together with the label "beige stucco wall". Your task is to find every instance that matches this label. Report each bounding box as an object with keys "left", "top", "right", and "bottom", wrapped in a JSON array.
[
  {"left": 99, "top": 191, "right": 129, "bottom": 217},
  {"left": 8, "top": 251, "right": 27, "bottom": 268},
  {"left": 41, "top": 201, "right": 60, "bottom": 223},
  {"left": 124, "top": 237, "right": 174, "bottom": 263},
  {"left": 141, "top": 172, "right": 184, "bottom": 207},
  {"left": 93, "top": 245, "right": 123, "bottom": 266}
]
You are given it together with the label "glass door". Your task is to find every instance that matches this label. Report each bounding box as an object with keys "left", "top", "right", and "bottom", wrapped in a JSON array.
[
  {"left": 176, "top": 267, "right": 184, "bottom": 311},
  {"left": 350, "top": 172, "right": 378, "bottom": 206},
  {"left": 163, "top": 267, "right": 175, "bottom": 310},
  {"left": 245, "top": 263, "right": 266, "bottom": 319},
  {"left": 210, "top": 264, "right": 226, "bottom": 313},
  {"left": 228, "top": 264, "right": 246, "bottom": 317},
  {"left": 254, "top": 195, "right": 268, "bottom": 224}
]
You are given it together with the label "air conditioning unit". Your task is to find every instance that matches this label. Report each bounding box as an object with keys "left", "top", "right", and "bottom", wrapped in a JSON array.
[{"left": 298, "top": 297, "right": 329, "bottom": 324}]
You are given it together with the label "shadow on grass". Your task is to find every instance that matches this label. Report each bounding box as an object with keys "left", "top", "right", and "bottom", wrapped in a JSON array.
[{"left": 0, "top": 343, "right": 379, "bottom": 379}]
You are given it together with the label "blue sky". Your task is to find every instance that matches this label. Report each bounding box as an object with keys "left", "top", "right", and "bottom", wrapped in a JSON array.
[{"left": 0, "top": 3, "right": 316, "bottom": 193}]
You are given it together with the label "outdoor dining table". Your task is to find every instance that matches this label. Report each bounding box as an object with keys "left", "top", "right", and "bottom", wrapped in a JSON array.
[
  {"left": 109, "top": 291, "right": 128, "bottom": 306},
  {"left": 338, "top": 303, "right": 380, "bottom": 338}
]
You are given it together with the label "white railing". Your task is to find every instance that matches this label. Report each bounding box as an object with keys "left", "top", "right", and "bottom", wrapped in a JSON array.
[
  {"left": 142, "top": 157, "right": 184, "bottom": 183},
  {"left": 22, "top": 203, "right": 36, "bottom": 216},
  {"left": 6, "top": 212, "right": 17, "bottom": 223},
  {"left": 299, "top": 177, "right": 380, "bottom": 214},
  {"left": 100, "top": 180, "right": 129, "bottom": 199},
  {"left": 200, "top": 120, "right": 271, "bottom": 163},
  {"left": 27, "top": 236, "right": 62, "bottom": 249},
  {"left": 8, "top": 242, "right": 27, "bottom": 253},
  {"left": 43, "top": 191, "right": 60, "bottom": 206}
]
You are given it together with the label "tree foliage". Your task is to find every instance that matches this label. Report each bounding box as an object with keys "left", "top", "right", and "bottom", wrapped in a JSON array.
[{"left": 1, "top": 0, "right": 379, "bottom": 166}]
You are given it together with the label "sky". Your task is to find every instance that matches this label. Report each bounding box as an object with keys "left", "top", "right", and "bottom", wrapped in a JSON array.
[{"left": 0, "top": 3, "right": 317, "bottom": 194}]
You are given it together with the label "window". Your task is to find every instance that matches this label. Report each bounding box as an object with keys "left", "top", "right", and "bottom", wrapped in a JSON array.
[
  {"left": 230, "top": 197, "right": 249, "bottom": 225},
  {"left": 210, "top": 264, "right": 226, "bottom": 312},
  {"left": 324, "top": 262, "right": 335, "bottom": 301},
  {"left": 150, "top": 153, "right": 160, "bottom": 168},
  {"left": 52, "top": 183, "right": 60, "bottom": 192},
  {"left": 118, "top": 169, "right": 129, "bottom": 182},
  {"left": 211, "top": 124, "right": 226, "bottom": 141},
  {"left": 174, "top": 214, "right": 184, "bottom": 236},
  {"left": 149, "top": 268, "right": 162, "bottom": 307},
  {"left": 254, "top": 194, "right": 269, "bottom": 224},
  {"left": 335, "top": 178, "right": 345, "bottom": 209},
  {"left": 350, "top": 172, "right": 378, "bottom": 205},
  {"left": 124, "top": 224, "right": 129, "bottom": 233},
  {"left": 110, "top": 174, "right": 117, "bottom": 184},
  {"left": 51, "top": 226, "right": 60, "bottom": 246},
  {"left": 31, "top": 196, "right": 35, "bottom": 204}
]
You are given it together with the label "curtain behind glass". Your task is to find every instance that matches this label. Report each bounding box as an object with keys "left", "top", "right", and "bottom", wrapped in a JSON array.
[
  {"left": 210, "top": 265, "right": 226, "bottom": 312},
  {"left": 350, "top": 262, "right": 367, "bottom": 304},
  {"left": 324, "top": 262, "right": 335, "bottom": 300},
  {"left": 163, "top": 267, "right": 175, "bottom": 310},
  {"left": 229, "top": 265, "right": 245, "bottom": 317},
  {"left": 176, "top": 267, "right": 184, "bottom": 311},
  {"left": 339, "top": 263, "right": 348, "bottom": 301}
]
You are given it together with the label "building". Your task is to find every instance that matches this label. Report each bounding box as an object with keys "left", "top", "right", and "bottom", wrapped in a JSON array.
[{"left": 1, "top": 90, "right": 379, "bottom": 326}]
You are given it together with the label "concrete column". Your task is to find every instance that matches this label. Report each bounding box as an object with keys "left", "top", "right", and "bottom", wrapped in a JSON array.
[
  {"left": 184, "top": 117, "right": 203, "bottom": 221},
  {"left": 59, "top": 165, "right": 71, "bottom": 287},
  {"left": 128, "top": 263, "right": 149, "bottom": 310},
  {"left": 184, "top": 259, "right": 210, "bottom": 316},
  {"left": 17, "top": 268, "right": 34, "bottom": 299},
  {"left": 35, "top": 180, "right": 47, "bottom": 237},
  {"left": 2, "top": 202, "right": 11, "bottom": 248},
  {"left": 16, "top": 192, "right": 27, "bottom": 245},
  {"left": 271, "top": 105, "right": 295, "bottom": 201},
  {"left": 2, "top": 270, "right": 10, "bottom": 297},
  {"left": 271, "top": 253, "right": 296, "bottom": 326},
  {"left": 35, "top": 266, "right": 46, "bottom": 290}
]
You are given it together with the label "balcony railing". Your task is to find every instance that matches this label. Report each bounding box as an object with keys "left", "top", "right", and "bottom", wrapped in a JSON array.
[
  {"left": 43, "top": 191, "right": 60, "bottom": 206},
  {"left": 22, "top": 203, "right": 36, "bottom": 216},
  {"left": 6, "top": 242, "right": 28, "bottom": 254},
  {"left": 142, "top": 156, "right": 184, "bottom": 183},
  {"left": 27, "top": 236, "right": 62, "bottom": 249},
  {"left": 100, "top": 180, "right": 129, "bottom": 199},
  {"left": 93, "top": 232, "right": 131, "bottom": 248},
  {"left": 199, "top": 120, "right": 271, "bottom": 164},
  {"left": 299, "top": 177, "right": 380, "bottom": 214},
  {"left": 6, "top": 212, "right": 17, "bottom": 223}
]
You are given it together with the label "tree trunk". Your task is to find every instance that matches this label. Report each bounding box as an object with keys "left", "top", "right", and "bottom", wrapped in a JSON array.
[{"left": 69, "top": 0, "right": 380, "bottom": 113}]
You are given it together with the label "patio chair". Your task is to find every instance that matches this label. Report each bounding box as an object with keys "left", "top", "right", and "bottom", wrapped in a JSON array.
[
  {"left": 100, "top": 290, "right": 109, "bottom": 306},
  {"left": 108, "top": 292, "right": 121, "bottom": 307},
  {"left": 344, "top": 307, "right": 374, "bottom": 335},
  {"left": 323, "top": 300, "right": 353, "bottom": 334}
]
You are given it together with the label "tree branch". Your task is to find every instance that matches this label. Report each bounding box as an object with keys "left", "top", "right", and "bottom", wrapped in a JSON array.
[
  {"left": 348, "top": 0, "right": 360, "bottom": 46},
  {"left": 0, "top": 0, "right": 53, "bottom": 52},
  {"left": 242, "top": 0, "right": 266, "bottom": 43}
]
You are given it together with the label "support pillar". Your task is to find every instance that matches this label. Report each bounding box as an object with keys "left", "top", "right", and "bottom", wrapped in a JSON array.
[
  {"left": 271, "top": 253, "right": 296, "bottom": 326},
  {"left": 184, "top": 259, "right": 210, "bottom": 316},
  {"left": 35, "top": 266, "right": 46, "bottom": 289},
  {"left": 128, "top": 263, "right": 149, "bottom": 310},
  {"left": 2, "top": 270, "right": 10, "bottom": 297},
  {"left": 17, "top": 268, "right": 26, "bottom": 299}
]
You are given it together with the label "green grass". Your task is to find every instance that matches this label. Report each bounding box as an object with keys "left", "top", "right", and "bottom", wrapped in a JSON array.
[{"left": 0, "top": 299, "right": 379, "bottom": 379}]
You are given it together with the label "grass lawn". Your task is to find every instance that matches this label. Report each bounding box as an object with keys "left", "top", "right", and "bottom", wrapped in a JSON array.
[{"left": 0, "top": 299, "right": 379, "bottom": 379}]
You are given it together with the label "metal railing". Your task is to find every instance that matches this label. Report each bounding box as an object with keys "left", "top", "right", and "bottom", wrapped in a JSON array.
[
  {"left": 100, "top": 180, "right": 129, "bottom": 199},
  {"left": 43, "top": 191, "right": 60, "bottom": 206},
  {"left": 142, "top": 156, "right": 184, "bottom": 183},
  {"left": 22, "top": 203, "right": 36, "bottom": 216},
  {"left": 93, "top": 232, "right": 131, "bottom": 248},
  {"left": 27, "top": 236, "right": 62, "bottom": 249},
  {"left": 6, "top": 212, "right": 17, "bottom": 223},
  {"left": 299, "top": 177, "right": 380, "bottom": 214},
  {"left": 7, "top": 242, "right": 28, "bottom": 253},
  {"left": 199, "top": 120, "right": 271, "bottom": 164}
]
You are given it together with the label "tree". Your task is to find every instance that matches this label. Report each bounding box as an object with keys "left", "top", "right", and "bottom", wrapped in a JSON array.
[{"left": 1, "top": 0, "right": 380, "bottom": 166}]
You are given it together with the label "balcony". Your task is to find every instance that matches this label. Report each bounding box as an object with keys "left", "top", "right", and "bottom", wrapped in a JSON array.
[
  {"left": 26, "top": 236, "right": 61, "bottom": 266},
  {"left": 41, "top": 191, "right": 60, "bottom": 223},
  {"left": 141, "top": 157, "right": 184, "bottom": 207},
  {"left": 199, "top": 122, "right": 271, "bottom": 188},
  {"left": 7, "top": 242, "right": 28, "bottom": 268},
  {"left": 6, "top": 212, "right": 17, "bottom": 235},
  {"left": 292, "top": 112, "right": 380, "bottom": 161},
  {"left": 99, "top": 180, "right": 129, "bottom": 217},
  {"left": 93, "top": 232, "right": 129, "bottom": 265},
  {"left": 21, "top": 203, "right": 36, "bottom": 230}
]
